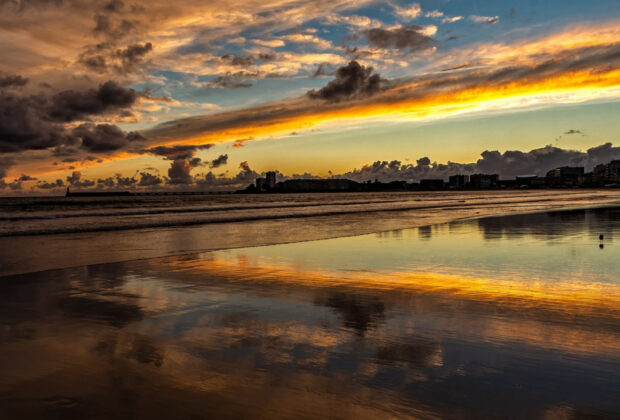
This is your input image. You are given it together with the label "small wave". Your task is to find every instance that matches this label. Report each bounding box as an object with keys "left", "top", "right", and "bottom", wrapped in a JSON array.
[
  {"left": 0, "top": 198, "right": 409, "bottom": 221},
  {"left": 0, "top": 191, "right": 562, "bottom": 221},
  {"left": 0, "top": 195, "right": 584, "bottom": 237}
]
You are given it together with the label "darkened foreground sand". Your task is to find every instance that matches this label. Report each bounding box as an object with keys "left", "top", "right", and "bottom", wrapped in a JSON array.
[
  {"left": 0, "top": 207, "right": 618, "bottom": 419},
  {"left": 1, "top": 189, "right": 619, "bottom": 276}
]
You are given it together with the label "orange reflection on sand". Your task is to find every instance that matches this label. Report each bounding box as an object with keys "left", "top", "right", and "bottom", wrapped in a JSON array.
[
  {"left": 168, "top": 253, "right": 620, "bottom": 315},
  {"left": 157, "top": 252, "right": 620, "bottom": 357}
]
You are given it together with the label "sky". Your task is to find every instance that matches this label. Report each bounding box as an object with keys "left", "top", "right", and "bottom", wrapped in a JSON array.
[{"left": 1, "top": 0, "right": 620, "bottom": 193}]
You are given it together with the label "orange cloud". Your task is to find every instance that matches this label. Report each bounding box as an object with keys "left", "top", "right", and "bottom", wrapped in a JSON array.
[
  {"left": 146, "top": 41, "right": 620, "bottom": 148},
  {"left": 232, "top": 137, "right": 254, "bottom": 148}
]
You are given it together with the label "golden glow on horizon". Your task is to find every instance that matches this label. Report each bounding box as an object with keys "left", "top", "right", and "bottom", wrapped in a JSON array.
[
  {"left": 171, "top": 68, "right": 620, "bottom": 145},
  {"left": 19, "top": 66, "right": 620, "bottom": 180},
  {"left": 12, "top": 22, "right": 620, "bottom": 181}
]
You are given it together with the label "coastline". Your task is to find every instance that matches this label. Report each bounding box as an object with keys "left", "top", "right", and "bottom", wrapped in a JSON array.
[{"left": 1, "top": 190, "right": 619, "bottom": 277}]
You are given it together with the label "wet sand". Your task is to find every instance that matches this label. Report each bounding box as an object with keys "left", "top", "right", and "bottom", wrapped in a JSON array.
[{"left": 0, "top": 206, "right": 618, "bottom": 419}]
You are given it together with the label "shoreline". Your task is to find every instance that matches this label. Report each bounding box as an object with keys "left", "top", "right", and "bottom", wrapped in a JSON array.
[
  {"left": 1, "top": 189, "right": 617, "bottom": 237},
  {"left": 1, "top": 197, "right": 618, "bottom": 278}
]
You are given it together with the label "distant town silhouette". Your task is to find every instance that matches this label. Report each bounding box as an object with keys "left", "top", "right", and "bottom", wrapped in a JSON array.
[
  {"left": 65, "top": 159, "right": 620, "bottom": 196},
  {"left": 245, "top": 159, "right": 620, "bottom": 193}
]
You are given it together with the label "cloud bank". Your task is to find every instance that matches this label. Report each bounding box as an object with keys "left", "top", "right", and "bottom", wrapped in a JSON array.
[
  {"left": 11, "top": 142, "right": 618, "bottom": 192},
  {"left": 146, "top": 40, "right": 620, "bottom": 147}
]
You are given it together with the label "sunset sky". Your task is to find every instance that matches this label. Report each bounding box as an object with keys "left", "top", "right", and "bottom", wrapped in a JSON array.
[{"left": 1, "top": 0, "right": 620, "bottom": 193}]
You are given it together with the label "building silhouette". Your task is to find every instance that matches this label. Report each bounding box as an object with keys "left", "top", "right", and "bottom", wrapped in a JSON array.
[
  {"left": 449, "top": 175, "right": 469, "bottom": 188},
  {"left": 266, "top": 171, "right": 277, "bottom": 189},
  {"left": 242, "top": 159, "right": 620, "bottom": 194},
  {"left": 546, "top": 166, "right": 584, "bottom": 187},
  {"left": 420, "top": 179, "right": 444, "bottom": 189},
  {"left": 469, "top": 174, "right": 498, "bottom": 188}
]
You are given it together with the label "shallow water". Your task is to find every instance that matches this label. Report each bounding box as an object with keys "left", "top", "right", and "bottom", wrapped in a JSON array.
[
  {"left": 2, "top": 190, "right": 619, "bottom": 276},
  {"left": 0, "top": 207, "right": 619, "bottom": 419}
]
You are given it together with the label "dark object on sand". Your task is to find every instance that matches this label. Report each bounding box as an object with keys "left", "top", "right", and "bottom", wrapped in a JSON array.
[
  {"left": 600, "top": 243, "right": 604, "bottom": 249},
  {"left": 599, "top": 234, "right": 604, "bottom": 240}
]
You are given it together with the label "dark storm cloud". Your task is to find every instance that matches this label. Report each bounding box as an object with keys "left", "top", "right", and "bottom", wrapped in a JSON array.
[
  {"left": 52, "top": 146, "right": 81, "bottom": 158},
  {"left": 0, "top": 80, "right": 144, "bottom": 155},
  {"left": 168, "top": 159, "right": 194, "bottom": 184},
  {"left": 93, "top": 13, "right": 136, "bottom": 38},
  {"left": 44, "top": 141, "right": 619, "bottom": 193},
  {"left": 0, "top": 91, "right": 74, "bottom": 153},
  {"left": 221, "top": 54, "right": 254, "bottom": 66},
  {"left": 17, "top": 174, "right": 36, "bottom": 181},
  {"left": 0, "top": 179, "right": 23, "bottom": 190},
  {"left": 78, "top": 41, "right": 153, "bottom": 75},
  {"left": 197, "top": 161, "right": 261, "bottom": 188},
  {"left": 66, "top": 171, "right": 95, "bottom": 187},
  {"left": 472, "top": 144, "right": 620, "bottom": 176},
  {"left": 312, "top": 63, "right": 334, "bottom": 78},
  {"left": 209, "top": 154, "right": 228, "bottom": 168},
  {"left": 339, "top": 158, "right": 475, "bottom": 183},
  {"left": 80, "top": 53, "right": 108, "bottom": 72},
  {"left": 142, "top": 144, "right": 214, "bottom": 160},
  {"left": 307, "top": 61, "right": 387, "bottom": 101},
  {"left": 257, "top": 52, "right": 277, "bottom": 61},
  {"left": 138, "top": 172, "right": 162, "bottom": 186},
  {"left": 97, "top": 177, "right": 115, "bottom": 187},
  {"left": 49, "top": 80, "right": 138, "bottom": 122},
  {"left": 95, "top": 175, "right": 133, "bottom": 188},
  {"left": 0, "top": 156, "right": 14, "bottom": 179},
  {"left": 143, "top": 144, "right": 214, "bottom": 185},
  {"left": 359, "top": 25, "right": 436, "bottom": 52},
  {"left": 115, "top": 173, "right": 138, "bottom": 187},
  {"left": 338, "top": 143, "right": 620, "bottom": 182},
  {"left": 218, "top": 53, "right": 278, "bottom": 67},
  {"left": 581, "top": 142, "right": 620, "bottom": 165},
  {"left": 103, "top": 0, "right": 124, "bottom": 13},
  {"left": 197, "top": 164, "right": 320, "bottom": 190},
  {"left": 115, "top": 42, "right": 153, "bottom": 71},
  {"left": 37, "top": 179, "right": 65, "bottom": 189},
  {"left": 77, "top": 40, "right": 153, "bottom": 76},
  {"left": 0, "top": 74, "right": 28, "bottom": 88},
  {"left": 116, "top": 42, "right": 153, "bottom": 60},
  {"left": 73, "top": 123, "right": 144, "bottom": 152},
  {"left": 206, "top": 71, "right": 258, "bottom": 88}
]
